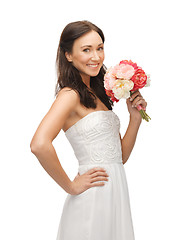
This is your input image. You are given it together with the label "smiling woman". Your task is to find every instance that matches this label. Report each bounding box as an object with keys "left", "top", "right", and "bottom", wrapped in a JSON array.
[
  {"left": 65, "top": 31, "right": 105, "bottom": 83},
  {"left": 55, "top": 20, "right": 112, "bottom": 110},
  {"left": 30, "top": 20, "right": 137, "bottom": 240}
]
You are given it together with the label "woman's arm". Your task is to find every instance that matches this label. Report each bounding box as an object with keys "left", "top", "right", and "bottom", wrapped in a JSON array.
[
  {"left": 30, "top": 88, "right": 79, "bottom": 194},
  {"left": 120, "top": 117, "right": 141, "bottom": 165},
  {"left": 120, "top": 90, "right": 147, "bottom": 165}
]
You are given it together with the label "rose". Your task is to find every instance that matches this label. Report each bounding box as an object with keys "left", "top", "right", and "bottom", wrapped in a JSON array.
[
  {"left": 115, "top": 64, "right": 135, "bottom": 80},
  {"left": 104, "top": 73, "right": 116, "bottom": 90},
  {"left": 119, "top": 60, "right": 138, "bottom": 70},
  {"left": 112, "top": 79, "right": 134, "bottom": 99},
  {"left": 131, "top": 68, "right": 147, "bottom": 91},
  {"left": 104, "top": 66, "right": 118, "bottom": 90}
]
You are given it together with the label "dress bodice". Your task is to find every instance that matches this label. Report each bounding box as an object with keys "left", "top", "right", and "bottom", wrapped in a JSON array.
[{"left": 65, "top": 110, "right": 123, "bottom": 165}]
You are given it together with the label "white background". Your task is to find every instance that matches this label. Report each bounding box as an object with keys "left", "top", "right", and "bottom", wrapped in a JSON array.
[{"left": 1, "top": 0, "right": 193, "bottom": 239}]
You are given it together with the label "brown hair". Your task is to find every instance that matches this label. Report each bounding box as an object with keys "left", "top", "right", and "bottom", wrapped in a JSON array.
[{"left": 55, "top": 20, "right": 113, "bottom": 110}]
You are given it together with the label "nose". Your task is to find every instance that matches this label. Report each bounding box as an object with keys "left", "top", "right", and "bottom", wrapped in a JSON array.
[{"left": 91, "top": 50, "right": 100, "bottom": 61}]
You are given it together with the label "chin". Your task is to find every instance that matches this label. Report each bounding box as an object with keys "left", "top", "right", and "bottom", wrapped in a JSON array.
[
  {"left": 90, "top": 71, "right": 100, "bottom": 77},
  {"left": 88, "top": 68, "right": 102, "bottom": 77}
]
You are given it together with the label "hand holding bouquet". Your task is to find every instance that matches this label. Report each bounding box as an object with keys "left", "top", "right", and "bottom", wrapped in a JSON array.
[{"left": 104, "top": 60, "right": 151, "bottom": 122}]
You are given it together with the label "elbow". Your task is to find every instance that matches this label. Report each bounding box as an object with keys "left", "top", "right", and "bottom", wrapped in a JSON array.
[
  {"left": 30, "top": 139, "right": 49, "bottom": 154},
  {"left": 122, "top": 157, "right": 128, "bottom": 165},
  {"left": 30, "top": 143, "right": 38, "bottom": 154},
  {"left": 122, "top": 156, "right": 126, "bottom": 165},
  {"left": 122, "top": 150, "right": 130, "bottom": 165},
  {"left": 30, "top": 141, "right": 41, "bottom": 154}
]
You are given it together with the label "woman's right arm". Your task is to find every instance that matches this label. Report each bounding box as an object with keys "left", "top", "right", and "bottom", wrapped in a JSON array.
[{"left": 30, "top": 88, "right": 79, "bottom": 194}]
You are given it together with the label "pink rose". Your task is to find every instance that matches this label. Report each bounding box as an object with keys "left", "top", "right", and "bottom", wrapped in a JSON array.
[
  {"left": 119, "top": 60, "right": 138, "bottom": 70},
  {"left": 104, "top": 74, "right": 116, "bottom": 90},
  {"left": 115, "top": 64, "right": 135, "bottom": 80},
  {"left": 104, "top": 68, "right": 117, "bottom": 90}
]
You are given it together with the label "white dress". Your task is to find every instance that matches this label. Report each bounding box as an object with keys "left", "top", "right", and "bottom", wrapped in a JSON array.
[{"left": 56, "top": 110, "right": 135, "bottom": 240}]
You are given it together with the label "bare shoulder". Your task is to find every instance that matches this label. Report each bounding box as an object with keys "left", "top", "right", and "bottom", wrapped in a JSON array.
[
  {"left": 56, "top": 87, "right": 79, "bottom": 102},
  {"left": 30, "top": 87, "right": 80, "bottom": 146},
  {"left": 53, "top": 87, "right": 80, "bottom": 117},
  {"left": 53, "top": 87, "right": 80, "bottom": 122}
]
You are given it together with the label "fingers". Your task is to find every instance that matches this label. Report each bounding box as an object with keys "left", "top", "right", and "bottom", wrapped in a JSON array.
[
  {"left": 86, "top": 167, "right": 109, "bottom": 185},
  {"left": 130, "top": 90, "right": 142, "bottom": 100},
  {"left": 132, "top": 96, "right": 147, "bottom": 108},
  {"left": 90, "top": 171, "right": 109, "bottom": 183},
  {"left": 87, "top": 167, "right": 107, "bottom": 175},
  {"left": 129, "top": 90, "right": 147, "bottom": 109},
  {"left": 73, "top": 167, "right": 109, "bottom": 195},
  {"left": 90, "top": 181, "right": 106, "bottom": 187},
  {"left": 90, "top": 171, "right": 109, "bottom": 177},
  {"left": 90, "top": 176, "right": 109, "bottom": 184}
]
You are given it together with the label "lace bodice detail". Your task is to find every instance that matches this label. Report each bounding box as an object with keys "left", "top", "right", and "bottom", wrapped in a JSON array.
[{"left": 65, "top": 110, "right": 122, "bottom": 165}]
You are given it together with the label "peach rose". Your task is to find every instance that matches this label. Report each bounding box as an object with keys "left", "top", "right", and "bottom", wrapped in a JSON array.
[
  {"left": 115, "top": 64, "right": 135, "bottom": 80},
  {"left": 112, "top": 80, "right": 134, "bottom": 99}
]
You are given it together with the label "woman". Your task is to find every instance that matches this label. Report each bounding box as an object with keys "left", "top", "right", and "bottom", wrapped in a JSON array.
[{"left": 30, "top": 20, "right": 147, "bottom": 240}]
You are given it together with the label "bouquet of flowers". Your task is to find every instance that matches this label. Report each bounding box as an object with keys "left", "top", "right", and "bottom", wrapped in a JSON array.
[{"left": 104, "top": 60, "right": 151, "bottom": 122}]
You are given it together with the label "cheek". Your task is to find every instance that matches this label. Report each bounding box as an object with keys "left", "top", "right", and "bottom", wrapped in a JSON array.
[
  {"left": 100, "top": 52, "right": 105, "bottom": 61},
  {"left": 76, "top": 54, "right": 90, "bottom": 65}
]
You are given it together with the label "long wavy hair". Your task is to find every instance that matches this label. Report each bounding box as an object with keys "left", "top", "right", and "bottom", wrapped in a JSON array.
[{"left": 55, "top": 20, "right": 114, "bottom": 110}]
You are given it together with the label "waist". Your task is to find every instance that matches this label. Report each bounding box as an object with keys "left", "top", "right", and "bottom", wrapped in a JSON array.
[
  {"left": 79, "top": 160, "right": 123, "bottom": 166},
  {"left": 78, "top": 161, "right": 123, "bottom": 176}
]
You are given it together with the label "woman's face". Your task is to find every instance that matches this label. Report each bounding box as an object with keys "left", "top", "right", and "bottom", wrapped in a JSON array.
[{"left": 66, "top": 30, "right": 105, "bottom": 81}]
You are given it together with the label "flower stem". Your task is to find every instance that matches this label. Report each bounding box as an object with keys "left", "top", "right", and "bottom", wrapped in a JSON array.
[
  {"left": 130, "top": 91, "right": 151, "bottom": 122},
  {"left": 140, "top": 110, "right": 151, "bottom": 122}
]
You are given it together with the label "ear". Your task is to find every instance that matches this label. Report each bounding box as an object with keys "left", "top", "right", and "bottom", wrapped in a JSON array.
[{"left": 65, "top": 52, "right": 73, "bottom": 62}]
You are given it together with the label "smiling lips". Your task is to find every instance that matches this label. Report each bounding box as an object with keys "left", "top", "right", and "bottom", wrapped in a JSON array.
[{"left": 86, "top": 63, "right": 100, "bottom": 68}]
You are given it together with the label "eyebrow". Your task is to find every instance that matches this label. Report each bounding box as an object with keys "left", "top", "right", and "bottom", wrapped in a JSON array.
[{"left": 81, "top": 43, "right": 104, "bottom": 48}]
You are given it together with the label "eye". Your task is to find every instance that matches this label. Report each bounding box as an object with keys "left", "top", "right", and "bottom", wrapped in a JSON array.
[
  {"left": 83, "top": 48, "right": 90, "bottom": 52},
  {"left": 98, "top": 47, "right": 104, "bottom": 51}
]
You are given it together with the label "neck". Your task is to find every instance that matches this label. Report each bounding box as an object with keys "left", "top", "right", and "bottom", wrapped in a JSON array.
[{"left": 80, "top": 73, "right": 91, "bottom": 88}]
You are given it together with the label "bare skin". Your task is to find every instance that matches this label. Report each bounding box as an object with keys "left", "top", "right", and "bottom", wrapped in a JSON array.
[
  {"left": 121, "top": 90, "right": 147, "bottom": 164},
  {"left": 61, "top": 89, "right": 109, "bottom": 132}
]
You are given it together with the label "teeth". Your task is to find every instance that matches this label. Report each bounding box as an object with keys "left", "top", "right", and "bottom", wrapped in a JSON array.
[{"left": 87, "top": 64, "right": 98, "bottom": 67}]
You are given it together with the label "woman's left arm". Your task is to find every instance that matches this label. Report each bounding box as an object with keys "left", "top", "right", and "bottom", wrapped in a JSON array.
[{"left": 119, "top": 90, "right": 147, "bottom": 164}]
